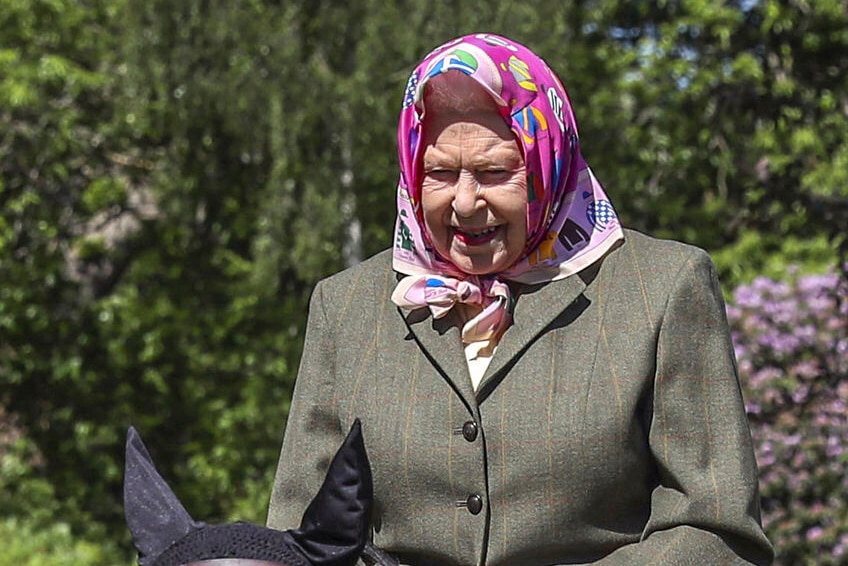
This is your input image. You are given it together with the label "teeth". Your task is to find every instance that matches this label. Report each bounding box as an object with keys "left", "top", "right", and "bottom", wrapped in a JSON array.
[{"left": 463, "top": 226, "right": 498, "bottom": 237}]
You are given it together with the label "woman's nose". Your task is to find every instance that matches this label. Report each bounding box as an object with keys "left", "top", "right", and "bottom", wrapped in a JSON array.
[{"left": 452, "top": 171, "right": 483, "bottom": 218}]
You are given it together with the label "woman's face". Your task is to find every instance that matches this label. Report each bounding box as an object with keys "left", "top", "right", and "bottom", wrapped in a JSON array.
[{"left": 420, "top": 107, "right": 527, "bottom": 275}]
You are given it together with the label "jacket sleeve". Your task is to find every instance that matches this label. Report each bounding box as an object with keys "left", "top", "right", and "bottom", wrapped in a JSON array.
[
  {"left": 589, "top": 251, "right": 773, "bottom": 565},
  {"left": 267, "top": 279, "right": 347, "bottom": 531}
]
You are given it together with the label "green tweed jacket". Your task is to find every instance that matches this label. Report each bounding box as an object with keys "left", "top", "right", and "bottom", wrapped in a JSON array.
[{"left": 267, "top": 229, "right": 774, "bottom": 566}]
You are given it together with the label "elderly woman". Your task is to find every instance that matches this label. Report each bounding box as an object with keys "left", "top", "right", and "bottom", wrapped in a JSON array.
[{"left": 268, "top": 34, "right": 773, "bottom": 565}]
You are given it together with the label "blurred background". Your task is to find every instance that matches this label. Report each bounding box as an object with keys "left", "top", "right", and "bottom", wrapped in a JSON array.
[{"left": 1, "top": 1, "right": 846, "bottom": 564}]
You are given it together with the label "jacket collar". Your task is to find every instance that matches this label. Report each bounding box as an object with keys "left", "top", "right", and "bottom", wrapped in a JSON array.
[
  {"left": 476, "top": 273, "right": 588, "bottom": 398},
  {"left": 399, "top": 303, "right": 478, "bottom": 410},
  {"left": 397, "top": 268, "right": 592, "bottom": 407}
]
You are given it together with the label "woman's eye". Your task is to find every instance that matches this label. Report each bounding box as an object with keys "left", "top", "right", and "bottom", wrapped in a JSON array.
[
  {"left": 476, "top": 169, "right": 512, "bottom": 183},
  {"left": 425, "top": 169, "right": 458, "bottom": 182}
]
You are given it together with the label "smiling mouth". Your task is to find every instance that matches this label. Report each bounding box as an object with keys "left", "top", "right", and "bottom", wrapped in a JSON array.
[
  {"left": 453, "top": 225, "right": 501, "bottom": 245},
  {"left": 463, "top": 226, "right": 498, "bottom": 237}
]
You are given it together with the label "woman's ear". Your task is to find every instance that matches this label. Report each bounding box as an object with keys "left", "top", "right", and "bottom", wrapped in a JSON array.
[{"left": 123, "top": 426, "right": 205, "bottom": 566}]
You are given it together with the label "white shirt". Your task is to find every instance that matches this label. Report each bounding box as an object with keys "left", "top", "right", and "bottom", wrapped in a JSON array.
[{"left": 464, "top": 338, "right": 497, "bottom": 390}]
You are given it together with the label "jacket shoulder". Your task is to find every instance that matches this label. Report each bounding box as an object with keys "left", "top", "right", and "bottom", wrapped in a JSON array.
[
  {"left": 621, "top": 229, "right": 709, "bottom": 260},
  {"left": 617, "top": 229, "right": 714, "bottom": 273},
  {"left": 597, "top": 229, "right": 722, "bottom": 305},
  {"left": 310, "top": 249, "right": 396, "bottom": 314},
  {"left": 318, "top": 248, "right": 393, "bottom": 288}
]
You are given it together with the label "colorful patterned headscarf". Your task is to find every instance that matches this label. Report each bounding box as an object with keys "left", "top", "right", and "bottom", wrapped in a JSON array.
[{"left": 391, "top": 33, "right": 624, "bottom": 342}]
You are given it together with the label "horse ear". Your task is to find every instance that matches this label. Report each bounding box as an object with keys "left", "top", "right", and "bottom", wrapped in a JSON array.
[
  {"left": 289, "top": 419, "right": 373, "bottom": 566},
  {"left": 123, "top": 426, "right": 204, "bottom": 566}
]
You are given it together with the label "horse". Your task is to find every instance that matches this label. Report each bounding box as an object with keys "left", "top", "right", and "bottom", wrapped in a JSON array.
[{"left": 123, "top": 420, "right": 397, "bottom": 566}]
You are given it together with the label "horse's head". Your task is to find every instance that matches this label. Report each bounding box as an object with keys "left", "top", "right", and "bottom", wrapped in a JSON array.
[{"left": 123, "top": 421, "right": 373, "bottom": 566}]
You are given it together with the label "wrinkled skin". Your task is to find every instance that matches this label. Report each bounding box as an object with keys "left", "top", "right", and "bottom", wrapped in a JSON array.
[{"left": 420, "top": 98, "right": 528, "bottom": 276}]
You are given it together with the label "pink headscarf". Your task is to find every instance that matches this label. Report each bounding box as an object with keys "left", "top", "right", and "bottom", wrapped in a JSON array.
[{"left": 391, "top": 33, "right": 624, "bottom": 342}]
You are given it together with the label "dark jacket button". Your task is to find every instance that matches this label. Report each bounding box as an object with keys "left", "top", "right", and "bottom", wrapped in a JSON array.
[
  {"left": 466, "top": 494, "right": 483, "bottom": 515},
  {"left": 462, "top": 421, "right": 478, "bottom": 442}
]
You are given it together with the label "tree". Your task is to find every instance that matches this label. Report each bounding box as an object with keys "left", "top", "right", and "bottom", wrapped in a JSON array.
[
  {"left": 569, "top": 0, "right": 847, "bottom": 283},
  {"left": 0, "top": 0, "right": 134, "bottom": 543}
]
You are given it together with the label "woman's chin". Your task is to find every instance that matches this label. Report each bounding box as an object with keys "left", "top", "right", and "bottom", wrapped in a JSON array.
[{"left": 448, "top": 249, "right": 511, "bottom": 275}]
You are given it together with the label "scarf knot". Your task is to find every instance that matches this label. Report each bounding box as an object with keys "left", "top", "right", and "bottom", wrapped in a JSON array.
[{"left": 392, "top": 275, "right": 512, "bottom": 343}]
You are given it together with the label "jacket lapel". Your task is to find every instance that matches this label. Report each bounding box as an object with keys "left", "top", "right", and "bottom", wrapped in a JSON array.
[
  {"left": 395, "top": 269, "right": 592, "bottom": 409},
  {"left": 476, "top": 273, "right": 587, "bottom": 398},
  {"left": 399, "top": 306, "right": 478, "bottom": 411}
]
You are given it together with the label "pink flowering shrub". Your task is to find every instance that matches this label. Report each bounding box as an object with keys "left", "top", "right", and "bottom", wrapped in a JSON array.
[{"left": 727, "top": 270, "right": 848, "bottom": 565}]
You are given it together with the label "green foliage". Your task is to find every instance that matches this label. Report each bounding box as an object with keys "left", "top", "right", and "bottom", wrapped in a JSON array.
[
  {"left": 0, "top": 0, "right": 131, "bottom": 540},
  {"left": 2, "top": 0, "right": 298, "bottom": 551},
  {"left": 1, "top": 0, "right": 845, "bottom": 563},
  {"left": 0, "top": 518, "right": 129, "bottom": 566},
  {"left": 713, "top": 230, "right": 836, "bottom": 290},
  {"left": 566, "top": 0, "right": 847, "bottom": 285},
  {"left": 0, "top": 413, "right": 132, "bottom": 565}
]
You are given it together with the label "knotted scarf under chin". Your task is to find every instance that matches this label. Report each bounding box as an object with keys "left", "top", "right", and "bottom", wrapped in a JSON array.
[{"left": 391, "top": 274, "right": 512, "bottom": 343}]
